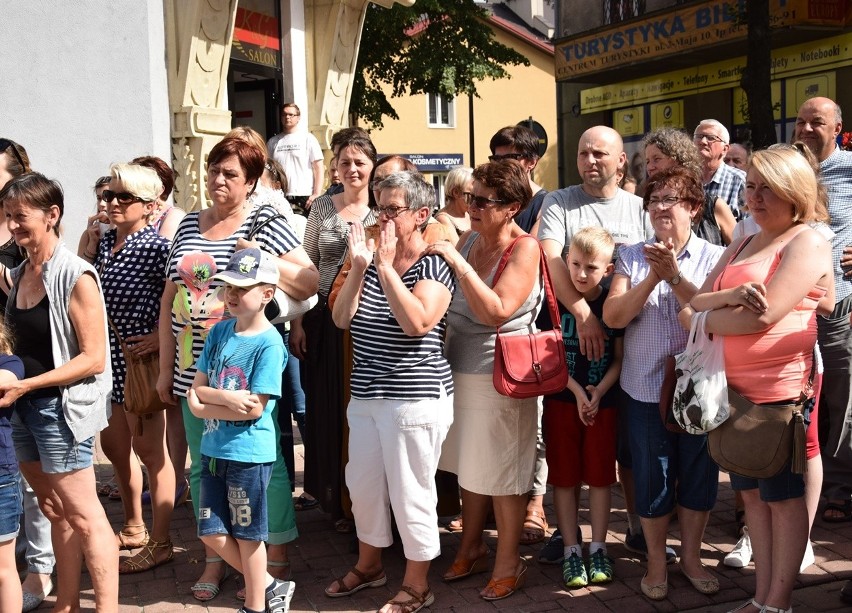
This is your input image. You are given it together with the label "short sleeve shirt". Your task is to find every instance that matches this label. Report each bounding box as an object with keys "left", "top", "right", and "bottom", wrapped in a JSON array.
[
  {"left": 349, "top": 254, "right": 455, "bottom": 400},
  {"left": 705, "top": 163, "right": 746, "bottom": 219},
  {"left": 0, "top": 354, "right": 25, "bottom": 474},
  {"left": 267, "top": 131, "right": 323, "bottom": 196},
  {"left": 196, "top": 320, "right": 285, "bottom": 463},
  {"left": 165, "top": 207, "right": 299, "bottom": 396}
]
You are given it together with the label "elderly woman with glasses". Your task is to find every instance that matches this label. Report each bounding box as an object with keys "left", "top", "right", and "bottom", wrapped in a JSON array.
[
  {"left": 426, "top": 159, "right": 542, "bottom": 602},
  {"left": 325, "top": 171, "right": 455, "bottom": 613},
  {"left": 603, "top": 166, "right": 724, "bottom": 601}
]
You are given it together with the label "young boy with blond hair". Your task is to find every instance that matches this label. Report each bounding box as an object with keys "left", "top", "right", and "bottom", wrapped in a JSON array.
[
  {"left": 543, "top": 226, "right": 623, "bottom": 588},
  {"left": 187, "top": 247, "right": 295, "bottom": 613}
]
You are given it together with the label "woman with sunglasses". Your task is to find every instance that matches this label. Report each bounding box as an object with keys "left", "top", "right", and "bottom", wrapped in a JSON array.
[
  {"left": 0, "top": 139, "right": 30, "bottom": 312},
  {"left": 0, "top": 172, "right": 117, "bottom": 612},
  {"left": 82, "top": 164, "right": 178, "bottom": 573},
  {"left": 426, "top": 159, "right": 541, "bottom": 601}
]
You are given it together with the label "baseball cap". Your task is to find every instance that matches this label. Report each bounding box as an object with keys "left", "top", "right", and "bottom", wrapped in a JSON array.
[{"left": 213, "top": 247, "right": 280, "bottom": 287}]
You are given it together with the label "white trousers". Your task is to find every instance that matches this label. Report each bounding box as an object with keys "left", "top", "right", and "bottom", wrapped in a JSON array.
[{"left": 345, "top": 391, "right": 453, "bottom": 561}]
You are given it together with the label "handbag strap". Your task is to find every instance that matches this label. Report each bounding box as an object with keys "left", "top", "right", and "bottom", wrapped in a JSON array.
[
  {"left": 247, "top": 204, "right": 286, "bottom": 240},
  {"left": 492, "top": 235, "right": 561, "bottom": 334}
]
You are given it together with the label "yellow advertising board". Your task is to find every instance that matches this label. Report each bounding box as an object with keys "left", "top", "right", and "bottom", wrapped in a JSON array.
[
  {"left": 556, "top": 0, "right": 851, "bottom": 81},
  {"left": 732, "top": 81, "right": 784, "bottom": 124},
  {"left": 613, "top": 106, "right": 645, "bottom": 137},
  {"left": 650, "top": 100, "right": 684, "bottom": 130},
  {"left": 580, "top": 32, "right": 852, "bottom": 113},
  {"left": 786, "top": 72, "right": 837, "bottom": 115}
]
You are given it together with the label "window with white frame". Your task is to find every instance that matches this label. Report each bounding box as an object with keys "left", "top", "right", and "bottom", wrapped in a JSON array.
[{"left": 427, "top": 93, "right": 455, "bottom": 128}]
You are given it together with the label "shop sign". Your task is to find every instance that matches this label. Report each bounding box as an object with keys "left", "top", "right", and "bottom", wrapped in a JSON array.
[
  {"left": 381, "top": 154, "right": 465, "bottom": 172},
  {"left": 580, "top": 31, "right": 852, "bottom": 113},
  {"left": 232, "top": 7, "right": 280, "bottom": 68},
  {"left": 556, "top": 0, "right": 850, "bottom": 81},
  {"left": 650, "top": 100, "right": 684, "bottom": 130},
  {"left": 613, "top": 107, "right": 645, "bottom": 137}
]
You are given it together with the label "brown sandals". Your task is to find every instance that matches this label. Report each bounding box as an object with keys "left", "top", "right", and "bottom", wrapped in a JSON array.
[
  {"left": 119, "top": 538, "right": 174, "bottom": 574},
  {"left": 324, "top": 566, "right": 387, "bottom": 598},
  {"left": 116, "top": 524, "right": 149, "bottom": 550},
  {"left": 383, "top": 585, "right": 435, "bottom": 613}
]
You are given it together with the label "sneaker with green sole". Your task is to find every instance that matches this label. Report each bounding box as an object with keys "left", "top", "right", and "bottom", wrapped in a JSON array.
[
  {"left": 587, "top": 549, "right": 614, "bottom": 584},
  {"left": 562, "top": 552, "right": 588, "bottom": 588}
]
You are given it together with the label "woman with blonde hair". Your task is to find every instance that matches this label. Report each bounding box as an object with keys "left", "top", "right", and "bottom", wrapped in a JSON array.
[
  {"left": 685, "top": 146, "right": 834, "bottom": 613},
  {"left": 435, "top": 167, "right": 473, "bottom": 244},
  {"left": 82, "top": 163, "right": 177, "bottom": 573}
]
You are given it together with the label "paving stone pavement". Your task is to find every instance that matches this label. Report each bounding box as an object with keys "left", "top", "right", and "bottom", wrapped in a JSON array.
[{"left": 29, "top": 434, "right": 851, "bottom": 612}]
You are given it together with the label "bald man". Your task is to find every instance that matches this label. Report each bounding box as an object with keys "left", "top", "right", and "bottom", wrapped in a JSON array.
[
  {"left": 794, "top": 96, "right": 852, "bottom": 524},
  {"left": 537, "top": 126, "right": 654, "bottom": 564}
]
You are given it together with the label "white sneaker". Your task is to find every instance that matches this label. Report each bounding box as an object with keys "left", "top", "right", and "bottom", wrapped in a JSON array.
[
  {"left": 724, "top": 527, "right": 753, "bottom": 568},
  {"left": 799, "top": 539, "right": 814, "bottom": 573}
]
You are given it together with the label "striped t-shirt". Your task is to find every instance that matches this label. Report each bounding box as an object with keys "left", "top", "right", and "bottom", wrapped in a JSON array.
[
  {"left": 349, "top": 254, "right": 455, "bottom": 400},
  {"left": 165, "top": 207, "right": 300, "bottom": 396}
]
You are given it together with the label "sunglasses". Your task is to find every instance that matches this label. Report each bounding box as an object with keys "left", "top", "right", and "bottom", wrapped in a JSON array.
[
  {"left": 464, "top": 192, "right": 507, "bottom": 209},
  {"left": 0, "top": 138, "right": 26, "bottom": 170},
  {"left": 488, "top": 152, "right": 527, "bottom": 162},
  {"left": 101, "top": 190, "right": 148, "bottom": 205}
]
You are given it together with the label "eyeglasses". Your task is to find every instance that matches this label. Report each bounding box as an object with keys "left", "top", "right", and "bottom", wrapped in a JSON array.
[
  {"left": 282, "top": 112, "right": 300, "bottom": 118},
  {"left": 646, "top": 196, "right": 684, "bottom": 210},
  {"left": 372, "top": 205, "right": 411, "bottom": 219},
  {"left": 488, "top": 153, "right": 527, "bottom": 162},
  {"left": 101, "top": 190, "right": 147, "bottom": 205},
  {"left": 464, "top": 192, "right": 507, "bottom": 209},
  {"left": 693, "top": 133, "right": 726, "bottom": 144},
  {"left": 0, "top": 138, "right": 26, "bottom": 170}
]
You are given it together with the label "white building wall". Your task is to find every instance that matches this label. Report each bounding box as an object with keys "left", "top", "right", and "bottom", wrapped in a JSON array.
[{"left": 0, "top": 0, "right": 171, "bottom": 245}]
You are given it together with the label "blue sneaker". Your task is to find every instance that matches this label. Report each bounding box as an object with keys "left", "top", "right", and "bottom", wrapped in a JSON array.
[
  {"left": 587, "top": 549, "right": 614, "bottom": 584},
  {"left": 538, "top": 528, "right": 564, "bottom": 564},
  {"left": 625, "top": 528, "right": 677, "bottom": 564}
]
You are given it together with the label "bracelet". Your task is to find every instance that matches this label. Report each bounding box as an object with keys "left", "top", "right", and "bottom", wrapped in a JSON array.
[{"left": 458, "top": 267, "right": 475, "bottom": 280}]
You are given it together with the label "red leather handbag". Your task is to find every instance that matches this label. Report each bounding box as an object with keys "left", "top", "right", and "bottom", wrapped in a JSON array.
[{"left": 492, "top": 236, "right": 569, "bottom": 399}]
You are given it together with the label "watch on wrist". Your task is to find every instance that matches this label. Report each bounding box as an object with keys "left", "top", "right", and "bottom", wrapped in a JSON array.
[{"left": 669, "top": 271, "right": 682, "bottom": 286}]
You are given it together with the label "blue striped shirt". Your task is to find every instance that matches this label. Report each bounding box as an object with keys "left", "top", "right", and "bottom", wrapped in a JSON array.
[
  {"left": 705, "top": 162, "right": 746, "bottom": 219},
  {"left": 819, "top": 146, "right": 852, "bottom": 303},
  {"left": 349, "top": 254, "right": 455, "bottom": 400}
]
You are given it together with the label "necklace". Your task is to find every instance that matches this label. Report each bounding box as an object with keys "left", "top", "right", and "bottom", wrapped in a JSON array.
[{"left": 470, "top": 237, "right": 506, "bottom": 272}]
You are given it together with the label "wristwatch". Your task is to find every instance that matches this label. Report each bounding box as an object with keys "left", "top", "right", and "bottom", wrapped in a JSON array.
[{"left": 669, "top": 271, "right": 682, "bottom": 286}]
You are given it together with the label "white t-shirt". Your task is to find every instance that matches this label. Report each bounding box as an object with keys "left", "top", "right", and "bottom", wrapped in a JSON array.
[
  {"left": 537, "top": 185, "right": 654, "bottom": 260},
  {"left": 267, "top": 131, "right": 323, "bottom": 197}
]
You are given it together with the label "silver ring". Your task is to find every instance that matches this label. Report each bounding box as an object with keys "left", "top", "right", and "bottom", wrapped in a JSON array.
[{"left": 747, "top": 287, "right": 756, "bottom": 296}]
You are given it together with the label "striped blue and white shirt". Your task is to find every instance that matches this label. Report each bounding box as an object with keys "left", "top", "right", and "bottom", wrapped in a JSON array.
[
  {"left": 349, "top": 254, "right": 455, "bottom": 400},
  {"left": 820, "top": 146, "right": 852, "bottom": 303}
]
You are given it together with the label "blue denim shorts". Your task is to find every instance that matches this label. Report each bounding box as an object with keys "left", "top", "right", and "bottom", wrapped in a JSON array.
[
  {"left": 197, "top": 455, "right": 272, "bottom": 542},
  {"left": 0, "top": 470, "right": 22, "bottom": 542},
  {"left": 729, "top": 462, "right": 805, "bottom": 502},
  {"left": 11, "top": 396, "right": 94, "bottom": 473},
  {"left": 627, "top": 396, "right": 719, "bottom": 517}
]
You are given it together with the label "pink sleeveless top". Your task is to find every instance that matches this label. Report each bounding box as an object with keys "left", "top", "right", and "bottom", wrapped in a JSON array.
[{"left": 717, "top": 231, "right": 826, "bottom": 404}]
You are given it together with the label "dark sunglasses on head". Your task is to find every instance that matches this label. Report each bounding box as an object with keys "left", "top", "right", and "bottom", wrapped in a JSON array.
[
  {"left": 101, "top": 189, "right": 147, "bottom": 205},
  {"left": 0, "top": 138, "right": 26, "bottom": 170}
]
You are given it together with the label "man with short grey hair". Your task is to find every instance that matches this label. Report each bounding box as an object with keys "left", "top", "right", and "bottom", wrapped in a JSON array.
[{"left": 693, "top": 119, "right": 746, "bottom": 218}]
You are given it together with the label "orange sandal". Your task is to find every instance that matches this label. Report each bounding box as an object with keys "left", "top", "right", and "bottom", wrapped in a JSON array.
[
  {"left": 481, "top": 561, "right": 527, "bottom": 601},
  {"left": 443, "top": 550, "right": 489, "bottom": 582}
]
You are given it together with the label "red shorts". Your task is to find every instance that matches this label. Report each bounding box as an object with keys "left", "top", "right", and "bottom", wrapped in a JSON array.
[
  {"left": 543, "top": 399, "right": 617, "bottom": 488},
  {"left": 807, "top": 372, "right": 822, "bottom": 461}
]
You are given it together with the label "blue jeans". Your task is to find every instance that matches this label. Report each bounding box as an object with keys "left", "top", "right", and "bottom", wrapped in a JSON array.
[
  {"left": 198, "top": 455, "right": 273, "bottom": 542},
  {"left": 11, "top": 396, "right": 94, "bottom": 473},
  {"left": 730, "top": 463, "right": 805, "bottom": 502},
  {"left": 626, "top": 396, "right": 719, "bottom": 517},
  {"left": 0, "top": 471, "right": 21, "bottom": 542}
]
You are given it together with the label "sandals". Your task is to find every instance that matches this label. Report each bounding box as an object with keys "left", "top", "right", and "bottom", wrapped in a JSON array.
[
  {"left": 822, "top": 499, "right": 852, "bottom": 523},
  {"left": 191, "top": 557, "right": 231, "bottom": 602},
  {"left": 383, "top": 585, "right": 435, "bottom": 613},
  {"left": 116, "top": 524, "right": 149, "bottom": 550},
  {"left": 443, "top": 514, "right": 463, "bottom": 532},
  {"left": 481, "top": 561, "right": 527, "bottom": 601},
  {"left": 293, "top": 492, "right": 319, "bottom": 511},
  {"left": 119, "top": 538, "right": 174, "bottom": 574},
  {"left": 443, "top": 550, "right": 489, "bottom": 582},
  {"left": 520, "top": 509, "right": 548, "bottom": 545},
  {"left": 324, "top": 566, "right": 387, "bottom": 598}
]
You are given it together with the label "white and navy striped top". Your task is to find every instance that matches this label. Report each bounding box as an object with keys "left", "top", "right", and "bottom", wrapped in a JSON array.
[
  {"left": 165, "top": 207, "right": 300, "bottom": 396},
  {"left": 349, "top": 254, "right": 455, "bottom": 400}
]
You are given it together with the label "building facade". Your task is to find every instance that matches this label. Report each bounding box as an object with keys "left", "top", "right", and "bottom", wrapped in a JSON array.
[{"left": 553, "top": 0, "right": 852, "bottom": 185}]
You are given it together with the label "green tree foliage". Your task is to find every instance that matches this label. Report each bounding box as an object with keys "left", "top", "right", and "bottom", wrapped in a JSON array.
[{"left": 352, "top": 0, "right": 530, "bottom": 128}]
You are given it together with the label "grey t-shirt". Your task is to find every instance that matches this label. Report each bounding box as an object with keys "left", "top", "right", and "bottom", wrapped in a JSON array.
[{"left": 537, "top": 185, "right": 653, "bottom": 260}]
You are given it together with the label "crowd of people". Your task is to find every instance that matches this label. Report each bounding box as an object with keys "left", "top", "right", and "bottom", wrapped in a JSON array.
[{"left": 0, "top": 94, "right": 850, "bottom": 613}]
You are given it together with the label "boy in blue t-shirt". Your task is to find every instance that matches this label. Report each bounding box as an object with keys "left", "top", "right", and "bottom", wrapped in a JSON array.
[
  {"left": 543, "top": 227, "right": 623, "bottom": 589},
  {"left": 188, "top": 247, "right": 294, "bottom": 613}
]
